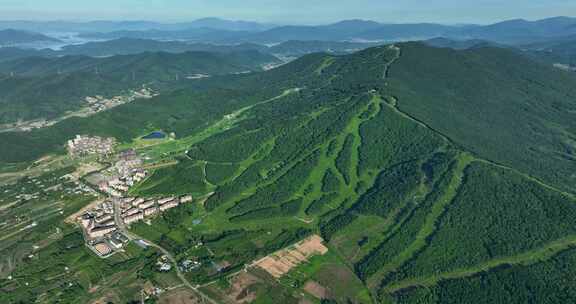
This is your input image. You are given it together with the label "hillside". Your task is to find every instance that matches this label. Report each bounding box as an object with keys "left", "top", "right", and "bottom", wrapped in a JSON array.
[
  {"left": 57, "top": 38, "right": 269, "bottom": 57},
  {"left": 57, "top": 38, "right": 378, "bottom": 57},
  {"left": 0, "top": 50, "right": 279, "bottom": 124},
  {"left": 423, "top": 37, "right": 505, "bottom": 50},
  {"left": 0, "top": 50, "right": 279, "bottom": 77},
  {"left": 0, "top": 29, "right": 60, "bottom": 46},
  {"left": 386, "top": 43, "right": 576, "bottom": 192},
  {"left": 0, "top": 38, "right": 380, "bottom": 61},
  {"left": 522, "top": 37, "right": 576, "bottom": 66},
  {"left": 0, "top": 47, "right": 55, "bottom": 63},
  {"left": 0, "top": 72, "right": 141, "bottom": 124},
  {"left": 2, "top": 43, "right": 576, "bottom": 303},
  {"left": 269, "top": 40, "right": 381, "bottom": 56}
]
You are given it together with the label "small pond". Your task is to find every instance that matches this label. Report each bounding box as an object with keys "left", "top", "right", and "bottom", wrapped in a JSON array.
[{"left": 141, "top": 131, "right": 166, "bottom": 140}]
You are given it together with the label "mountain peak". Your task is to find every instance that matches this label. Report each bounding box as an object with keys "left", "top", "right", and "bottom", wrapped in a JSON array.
[{"left": 327, "top": 19, "right": 382, "bottom": 30}]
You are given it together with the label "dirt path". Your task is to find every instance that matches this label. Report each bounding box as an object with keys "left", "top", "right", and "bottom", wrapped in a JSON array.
[
  {"left": 367, "top": 154, "right": 473, "bottom": 290},
  {"left": 383, "top": 234, "right": 576, "bottom": 295},
  {"left": 65, "top": 198, "right": 105, "bottom": 224},
  {"left": 0, "top": 200, "right": 20, "bottom": 212}
]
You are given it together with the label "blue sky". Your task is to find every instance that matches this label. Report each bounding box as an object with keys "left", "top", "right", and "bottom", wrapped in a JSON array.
[{"left": 0, "top": 0, "right": 574, "bottom": 24}]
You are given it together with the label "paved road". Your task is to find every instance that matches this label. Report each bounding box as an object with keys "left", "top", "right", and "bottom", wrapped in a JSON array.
[{"left": 112, "top": 199, "right": 218, "bottom": 304}]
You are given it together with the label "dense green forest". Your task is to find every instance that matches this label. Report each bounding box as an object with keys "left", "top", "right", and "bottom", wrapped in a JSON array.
[
  {"left": 0, "top": 38, "right": 378, "bottom": 58},
  {"left": 388, "top": 42, "right": 576, "bottom": 193},
  {"left": 0, "top": 50, "right": 278, "bottom": 124},
  {"left": 0, "top": 50, "right": 278, "bottom": 77},
  {"left": 392, "top": 247, "right": 576, "bottom": 304}
]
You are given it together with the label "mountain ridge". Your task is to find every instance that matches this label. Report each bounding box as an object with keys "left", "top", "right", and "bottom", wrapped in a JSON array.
[
  {"left": 72, "top": 16, "right": 576, "bottom": 44},
  {"left": 0, "top": 29, "right": 61, "bottom": 46}
]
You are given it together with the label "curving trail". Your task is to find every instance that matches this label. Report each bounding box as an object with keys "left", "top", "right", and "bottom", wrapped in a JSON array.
[
  {"left": 383, "top": 234, "right": 576, "bottom": 295},
  {"left": 113, "top": 199, "right": 218, "bottom": 304}
]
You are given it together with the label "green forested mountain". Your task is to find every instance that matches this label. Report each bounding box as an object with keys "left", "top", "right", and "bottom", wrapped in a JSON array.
[
  {"left": 0, "top": 50, "right": 279, "bottom": 77},
  {"left": 0, "top": 29, "right": 60, "bottom": 46},
  {"left": 0, "top": 50, "right": 279, "bottom": 124},
  {"left": 57, "top": 38, "right": 269, "bottom": 57},
  {"left": 0, "top": 38, "right": 380, "bottom": 62},
  {"left": 268, "top": 40, "right": 381, "bottom": 56},
  {"left": 387, "top": 43, "right": 576, "bottom": 193},
  {"left": 58, "top": 38, "right": 378, "bottom": 57},
  {"left": 0, "top": 71, "right": 137, "bottom": 124},
  {"left": 2, "top": 42, "right": 576, "bottom": 303},
  {"left": 423, "top": 37, "right": 505, "bottom": 50},
  {"left": 423, "top": 37, "right": 576, "bottom": 70},
  {"left": 0, "top": 47, "right": 56, "bottom": 62},
  {"left": 522, "top": 37, "right": 576, "bottom": 66}
]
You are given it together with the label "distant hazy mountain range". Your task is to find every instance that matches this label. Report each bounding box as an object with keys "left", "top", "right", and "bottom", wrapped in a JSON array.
[
  {"left": 3, "top": 16, "right": 576, "bottom": 48},
  {"left": 0, "top": 38, "right": 380, "bottom": 61},
  {"left": 3, "top": 16, "right": 576, "bottom": 69},
  {"left": 0, "top": 18, "right": 277, "bottom": 33},
  {"left": 0, "top": 29, "right": 61, "bottom": 46},
  {"left": 61, "top": 16, "right": 576, "bottom": 45}
]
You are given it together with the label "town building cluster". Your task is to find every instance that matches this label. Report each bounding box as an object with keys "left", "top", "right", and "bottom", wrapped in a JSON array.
[
  {"left": 99, "top": 170, "right": 147, "bottom": 197},
  {"left": 85, "top": 87, "right": 156, "bottom": 113},
  {"left": 116, "top": 149, "right": 144, "bottom": 176},
  {"left": 0, "top": 88, "right": 157, "bottom": 133},
  {"left": 156, "top": 255, "right": 172, "bottom": 272},
  {"left": 97, "top": 149, "right": 147, "bottom": 197},
  {"left": 78, "top": 194, "right": 193, "bottom": 257},
  {"left": 80, "top": 201, "right": 116, "bottom": 239},
  {"left": 74, "top": 146, "right": 196, "bottom": 258},
  {"left": 179, "top": 258, "right": 202, "bottom": 273},
  {"left": 67, "top": 135, "right": 116, "bottom": 157},
  {"left": 120, "top": 195, "right": 193, "bottom": 225},
  {"left": 0, "top": 172, "right": 96, "bottom": 206}
]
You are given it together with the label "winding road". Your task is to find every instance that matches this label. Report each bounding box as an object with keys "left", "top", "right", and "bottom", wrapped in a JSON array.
[{"left": 112, "top": 198, "right": 218, "bottom": 304}]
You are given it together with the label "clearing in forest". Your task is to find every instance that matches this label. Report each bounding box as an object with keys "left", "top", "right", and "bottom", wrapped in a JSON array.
[{"left": 253, "top": 234, "right": 328, "bottom": 278}]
